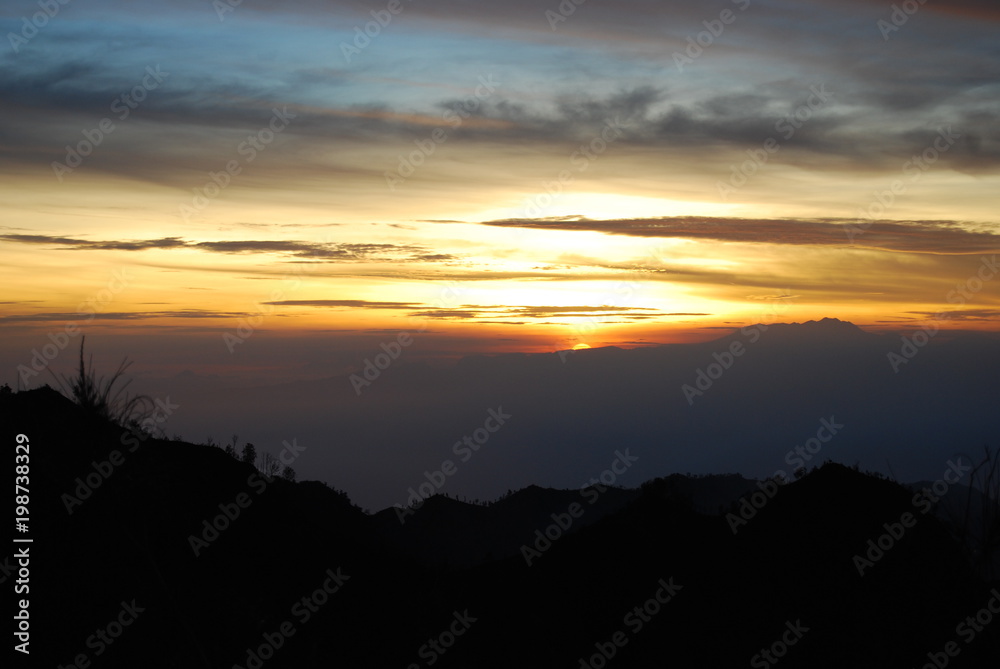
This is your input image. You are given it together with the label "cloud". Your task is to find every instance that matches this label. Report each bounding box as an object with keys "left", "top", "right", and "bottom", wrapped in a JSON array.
[
  {"left": 409, "top": 304, "right": 673, "bottom": 321},
  {"left": 844, "top": 0, "right": 1000, "bottom": 21},
  {"left": 905, "top": 309, "right": 1000, "bottom": 322},
  {"left": 0, "top": 309, "right": 251, "bottom": 324},
  {"left": 0, "top": 233, "right": 175, "bottom": 251},
  {"left": 191, "top": 240, "right": 426, "bottom": 260},
  {"left": 0, "top": 233, "right": 452, "bottom": 262},
  {"left": 4, "top": 42, "right": 997, "bottom": 189},
  {"left": 473, "top": 217, "right": 1000, "bottom": 254},
  {"left": 262, "top": 300, "right": 422, "bottom": 309}
]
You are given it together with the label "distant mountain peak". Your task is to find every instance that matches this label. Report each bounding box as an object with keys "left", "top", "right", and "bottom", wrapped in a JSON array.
[
  {"left": 736, "top": 317, "right": 875, "bottom": 341},
  {"left": 777, "top": 317, "right": 859, "bottom": 329},
  {"left": 804, "top": 317, "right": 855, "bottom": 327}
]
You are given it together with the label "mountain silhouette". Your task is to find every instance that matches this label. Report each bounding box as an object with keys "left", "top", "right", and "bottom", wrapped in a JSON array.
[
  {"left": 4, "top": 385, "right": 998, "bottom": 667},
  {"left": 121, "top": 320, "right": 1000, "bottom": 512}
]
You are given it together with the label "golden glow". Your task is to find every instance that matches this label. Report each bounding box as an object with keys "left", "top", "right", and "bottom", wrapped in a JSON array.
[
  {"left": 473, "top": 193, "right": 744, "bottom": 223},
  {"left": 2, "top": 150, "right": 998, "bottom": 361}
]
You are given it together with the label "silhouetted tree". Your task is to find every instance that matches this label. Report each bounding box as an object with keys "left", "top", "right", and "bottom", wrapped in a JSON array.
[
  {"left": 242, "top": 442, "right": 257, "bottom": 466},
  {"left": 260, "top": 451, "right": 280, "bottom": 478},
  {"left": 281, "top": 465, "right": 296, "bottom": 482},
  {"left": 958, "top": 445, "right": 1000, "bottom": 580}
]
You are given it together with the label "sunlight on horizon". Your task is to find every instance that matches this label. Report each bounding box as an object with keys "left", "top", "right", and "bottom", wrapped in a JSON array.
[{"left": 470, "top": 193, "right": 745, "bottom": 223}]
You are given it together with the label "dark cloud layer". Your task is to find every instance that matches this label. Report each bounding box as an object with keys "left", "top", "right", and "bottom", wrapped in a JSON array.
[
  {"left": 845, "top": 0, "right": 1000, "bottom": 21},
  {"left": 476, "top": 217, "right": 1000, "bottom": 254},
  {"left": 410, "top": 304, "right": 679, "bottom": 322},
  {"left": 905, "top": 309, "right": 1000, "bottom": 322},
  {"left": 0, "top": 233, "right": 454, "bottom": 263},
  {"left": 0, "top": 309, "right": 251, "bottom": 324},
  {"left": 263, "top": 300, "right": 422, "bottom": 309},
  {"left": 2, "top": 28, "right": 998, "bottom": 185}
]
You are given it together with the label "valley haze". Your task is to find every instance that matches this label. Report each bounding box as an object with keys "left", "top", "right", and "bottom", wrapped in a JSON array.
[
  {"left": 23, "top": 318, "right": 991, "bottom": 513},
  {"left": 2, "top": 0, "right": 999, "bottom": 664}
]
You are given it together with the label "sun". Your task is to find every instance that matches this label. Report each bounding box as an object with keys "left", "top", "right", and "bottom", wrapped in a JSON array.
[{"left": 572, "top": 343, "right": 592, "bottom": 350}]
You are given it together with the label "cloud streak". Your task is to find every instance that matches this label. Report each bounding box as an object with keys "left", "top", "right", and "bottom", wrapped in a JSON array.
[
  {"left": 263, "top": 300, "right": 422, "bottom": 309},
  {"left": 0, "top": 310, "right": 253, "bottom": 324},
  {"left": 0, "top": 233, "right": 455, "bottom": 263},
  {"left": 474, "top": 217, "right": 1000, "bottom": 255},
  {"left": 409, "top": 304, "right": 682, "bottom": 322}
]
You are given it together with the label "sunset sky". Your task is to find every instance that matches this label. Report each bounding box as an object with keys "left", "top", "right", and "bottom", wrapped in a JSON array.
[{"left": 2, "top": 0, "right": 999, "bottom": 383}]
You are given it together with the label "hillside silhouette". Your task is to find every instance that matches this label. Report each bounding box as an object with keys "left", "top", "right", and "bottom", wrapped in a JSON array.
[
  {"left": 4, "top": 384, "right": 999, "bottom": 668},
  {"left": 135, "top": 318, "right": 1000, "bottom": 511}
]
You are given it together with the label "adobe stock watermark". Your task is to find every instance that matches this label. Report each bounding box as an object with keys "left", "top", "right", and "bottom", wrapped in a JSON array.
[
  {"left": 672, "top": 0, "right": 751, "bottom": 72},
  {"left": 351, "top": 281, "right": 466, "bottom": 394},
  {"left": 521, "top": 449, "right": 639, "bottom": 566},
  {"left": 681, "top": 338, "right": 748, "bottom": 405},
  {"left": 223, "top": 265, "right": 308, "bottom": 353},
  {"left": 916, "top": 589, "right": 1000, "bottom": 669},
  {"left": 213, "top": 0, "right": 245, "bottom": 21},
  {"left": 393, "top": 407, "right": 512, "bottom": 523},
  {"left": 232, "top": 567, "right": 350, "bottom": 669},
  {"left": 16, "top": 268, "right": 132, "bottom": 386},
  {"left": 750, "top": 620, "right": 810, "bottom": 668},
  {"left": 845, "top": 126, "right": 960, "bottom": 243},
  {"left": 887, "top": 255, "right": 998, "bottom": 373},
  {"left": 852, "top": 458, "right": 971, "bottom": 576},
  {"left": 559, "top": 245, "right": 672, "bottom": 361},
  {"left": 340, "top": 0, "right": 414, "bottom": 62},
  {"left": 349, "top": 332, "right": 415, "bottom": 394},
  {"left": 51, "top": 66, "right": 169, "bottom": 182},
  {"left": 61, "top": 396, "right": 180, "bottom": 515},
  {"left": 518, "top": 116, "right": 629, "bottom": 219},
  {"left": 877, "top": 0, "right": 929, "bottom": 41},
  {"left": 717, "top": 84, "right": 833, "bottom": 200},
  {"left": 179, "top": 106, "right": 297, "bottom": 221},
  {"left": 12, "top": 551, "right": 29, "bottom": 654},
  {"left": 55, "top": 599, "right": 145, "bottom": 669},
  {"left": 563, "top": 276, "right": 643, "bottom": 343},
  {"left": 726, "top": 416, "right": 844, "bottom": 534},
  {"left": 276, "top": 438, "right": 306, "bottom": 467},
  {"left": 119, "top": 396, "right": 180, "bottom": 448},
  {"left": 188, "top": 437, "right": 306, "bottom": 556},
  {"left": 545, "top": 0, "right": 590, "bottom": 31},
  {"left": 385, "top": 74, "right": 500, "bottom": 191},
  {"left": 578, "top": 578, "right": 682, "bottom": 668},
  {"left": 406, "top": 610, "right": 478, "bottom": 669},
  {"left": 7, "top": 0, "right": 72, "bottom": 54},
  {"left": 187, "top": 471, "right": 272, "bottom": 557},
  {"left": 0, "top": 553, "right": 21, "bottom": 586},
  {"left": 681, "top": 295, "right": 793, "bottom": 406}
]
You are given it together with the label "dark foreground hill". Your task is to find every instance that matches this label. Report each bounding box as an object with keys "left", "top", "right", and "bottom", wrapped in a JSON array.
[{"left": 3, "top": 386, "right": 998, "bottom": 668}]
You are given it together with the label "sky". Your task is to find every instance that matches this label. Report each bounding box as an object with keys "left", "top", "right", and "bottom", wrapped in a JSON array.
[{"left": 1, "top": 0, "right": 999, "bottom": 381}]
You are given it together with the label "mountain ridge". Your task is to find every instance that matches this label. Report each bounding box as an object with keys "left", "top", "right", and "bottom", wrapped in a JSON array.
[{"left": 3, "top": 385, "right": 998, "bottom": 667}]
